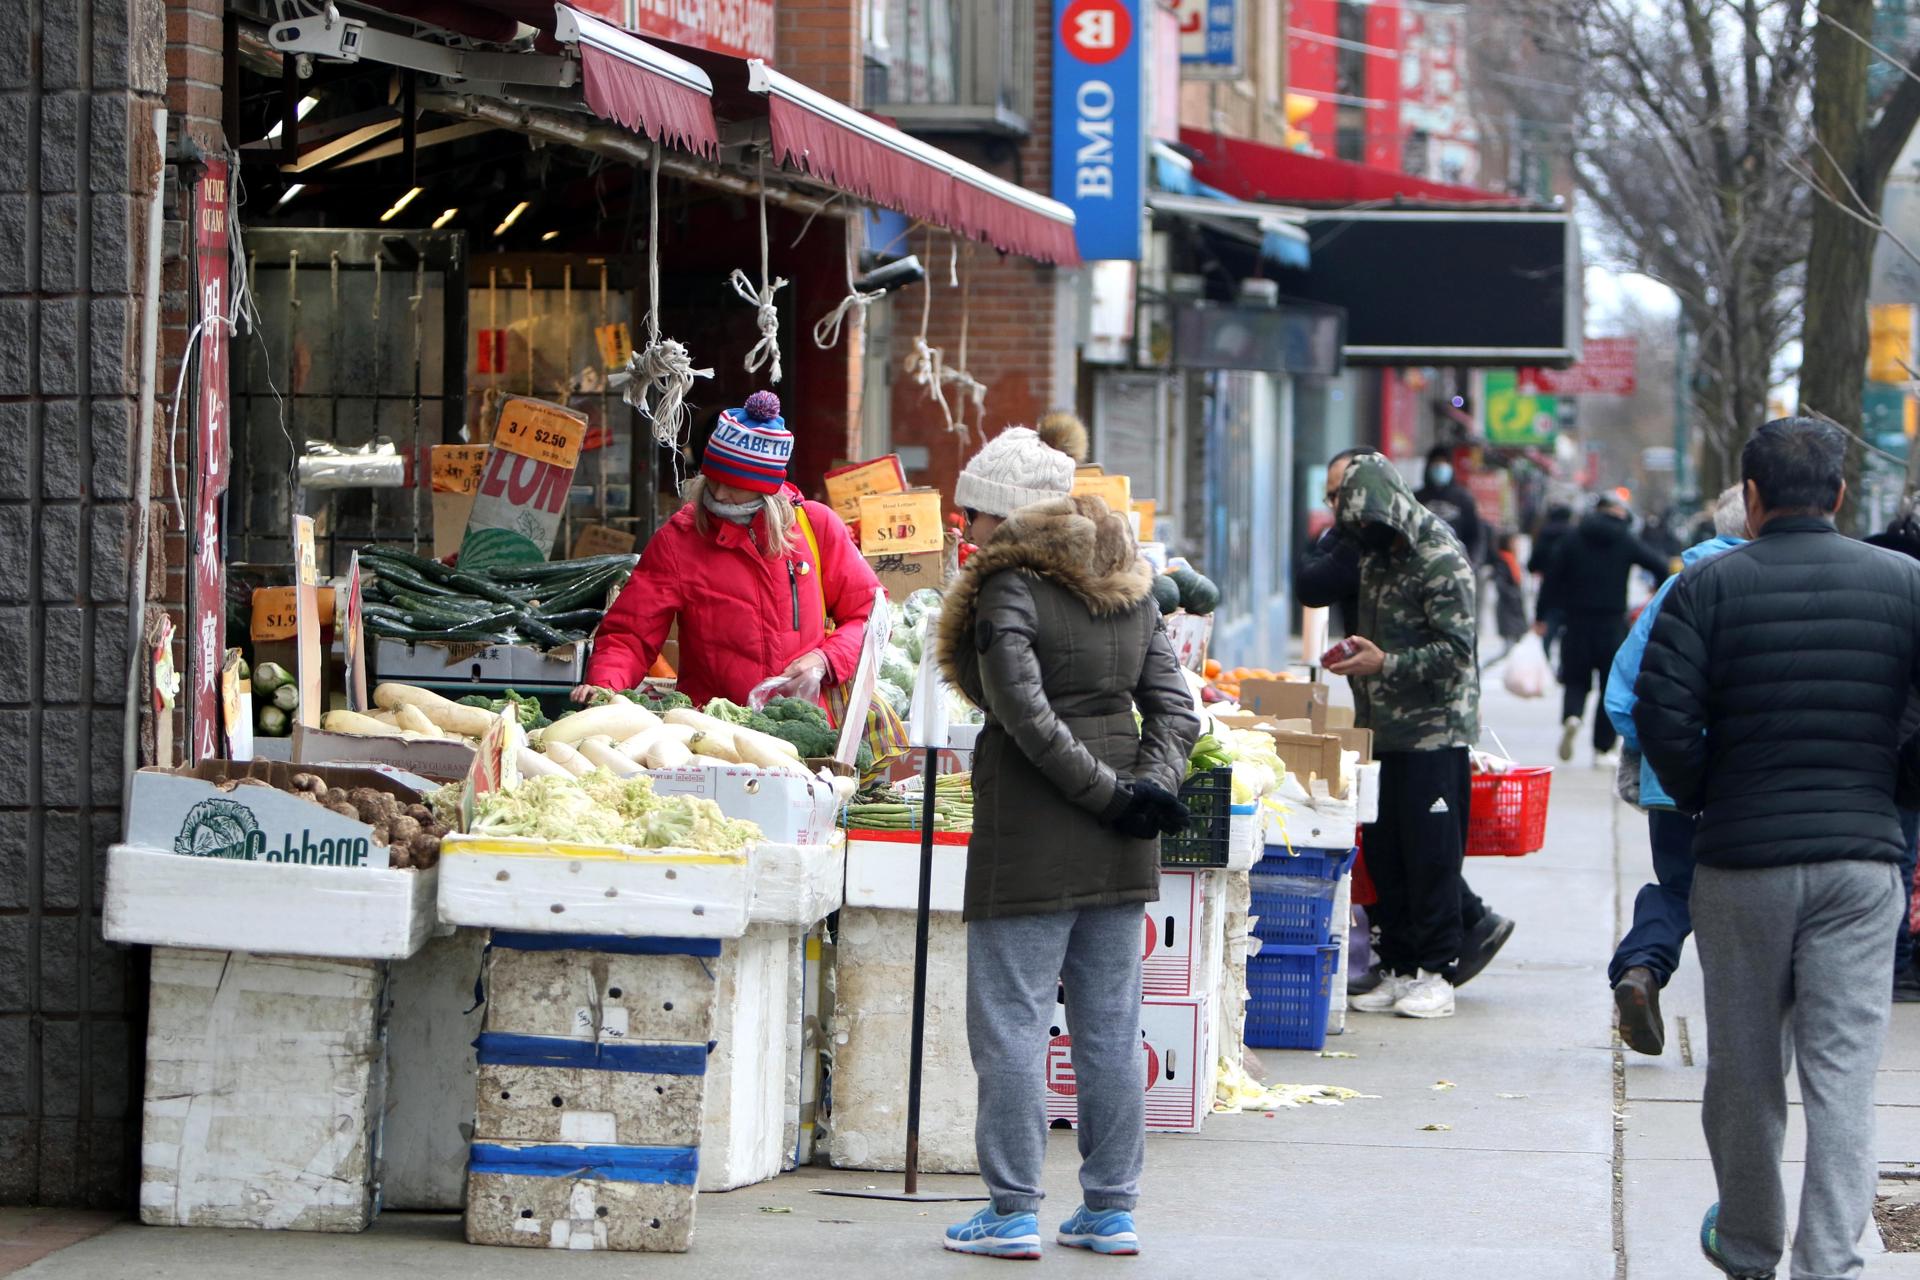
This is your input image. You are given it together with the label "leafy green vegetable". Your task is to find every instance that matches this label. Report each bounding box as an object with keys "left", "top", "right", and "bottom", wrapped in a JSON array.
[
  {"left": 704, "top": 698, "right": 754, "bottom": 726},
  {"left": 1187, "top": 732, "right": 1237, "bottom": 779},
  {"left": 880, "top": 647, "right": 917, "bottom": 693},
  {"left": 456, "top": 689, "right": 549, "bottom": 729},
  {"left": 619, "top": 687, "right": 693, "bottom": 714}
]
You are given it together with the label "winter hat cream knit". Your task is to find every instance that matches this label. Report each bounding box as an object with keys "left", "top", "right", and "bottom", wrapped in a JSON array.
[{"left": 955, "top": 427, "right": 1075, "bottom": 520}]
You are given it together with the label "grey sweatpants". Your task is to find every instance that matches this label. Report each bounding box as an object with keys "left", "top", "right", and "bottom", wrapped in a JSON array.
[
  {"left": 966, "top": 904, "right": 1145, "bottom": 1216},
  {"left": 1694, "top": 859, "right": 1904, "bottom": 1280}
]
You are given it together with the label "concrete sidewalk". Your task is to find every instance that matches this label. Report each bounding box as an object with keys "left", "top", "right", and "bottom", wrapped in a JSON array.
[{"left": 16, "top": 679, "right": 1920, "bottom": 1278}]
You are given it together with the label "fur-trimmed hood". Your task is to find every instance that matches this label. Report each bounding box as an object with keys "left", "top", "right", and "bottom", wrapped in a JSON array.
[{"left": 937, "top": 496, "right": 1153, "bottom": 700}]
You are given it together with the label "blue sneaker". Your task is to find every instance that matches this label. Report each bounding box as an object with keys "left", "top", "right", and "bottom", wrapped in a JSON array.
[
  {"left": 944, "top": 1206, "right": 1042, "bottom": 1260},
  {"left": 1699, "top": 1204, "right": 1775, "bottom": 1279},
  {"left": 1057, "top": 1205, "right": 1140, "bottom": 1256}
]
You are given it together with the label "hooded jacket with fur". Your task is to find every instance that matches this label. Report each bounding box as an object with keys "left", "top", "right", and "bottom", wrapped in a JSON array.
[
  {"left": 1336, "top": 455, "right": 1481, "bottom": 752},
  {"left": 937, "top": 496, "right": 1200, "bottom": 920}
]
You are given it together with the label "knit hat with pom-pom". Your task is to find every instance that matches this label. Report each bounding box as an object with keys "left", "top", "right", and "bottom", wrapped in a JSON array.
[
  {"left": 954, "top": 426, "right": 1075, "bottom": 520},
  {"left": 1035, "top": 410, "right": 1089, "bottom": 464},
  {"left": 703, "top": 390, "right": 792, "bottom": 494}
]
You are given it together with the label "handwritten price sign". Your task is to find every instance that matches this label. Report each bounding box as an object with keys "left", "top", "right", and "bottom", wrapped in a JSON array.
[
  {"left": 858, "top": 490, "right": 945, "bottom": 556},
  {"left": 1072, "top": 472, "right": 1132, "bottom": 513},
  {"left": 251, "top": 586, "right": 334, "bottom": 642},
  {"left": 494, "top": 396, "right": 587, "bottom": 470},
  {"left": 430, "top": 445, "right": 491, "bottom": 495},
  {"left": 825, "top": 455, "right": 907, "bottom": 525}
]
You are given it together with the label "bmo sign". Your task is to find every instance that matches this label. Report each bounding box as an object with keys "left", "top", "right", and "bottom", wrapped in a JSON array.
[{"left": 1052, "top": 0, "right": 1144, "bottom": 261}]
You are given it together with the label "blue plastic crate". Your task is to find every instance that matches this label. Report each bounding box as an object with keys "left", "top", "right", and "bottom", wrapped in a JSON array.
[
  {"left": 1248, "top": 848, "right": 1355, "bottom": 947},
  {"left": 1245, "top": 944, "right": 1340, "bottom": 1051}
]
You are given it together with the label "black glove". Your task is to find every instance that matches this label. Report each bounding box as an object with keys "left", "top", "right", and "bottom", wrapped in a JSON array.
[{"left": 1109, "top": 781, "right": 1189, "bottom": 840}]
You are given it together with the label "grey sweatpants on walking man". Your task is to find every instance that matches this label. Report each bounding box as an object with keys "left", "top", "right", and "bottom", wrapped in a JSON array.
[
  {"left": 1694, "top": 859, "right": 1904, "bottom": 1280},
  {"left": 966, "top": 903, "right": 1145, "bottom": 1217}
]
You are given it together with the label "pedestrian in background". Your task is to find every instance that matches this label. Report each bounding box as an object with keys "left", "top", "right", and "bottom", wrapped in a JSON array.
[
  {"left": 936, "top": 427, "right": 1200, "bottom": 1259},
  {"left": 1415, "top": 445, "right": 1486, "bottom": 565},
  {"left": 1529, "top": 503, "right": 1576, "bottom": 663},
  {"left": 1602, "top": 485, "right": 1746, "bottom": 1055},
  {"left": 1324, "top": 453, "right": 1484, "bottom": 1020},
  {"left": 1542, "top": 494, "right": 1669, "bottom": 765},
  {"left": 1866, "top": 505, "right": 1920, "bottom": 1003},
  {"left": 1636, "top": 418, "right": 1920, "bottom": 1280},
  {"left": 1490, "top": 531, "right": 1530, "bottom": 658}
]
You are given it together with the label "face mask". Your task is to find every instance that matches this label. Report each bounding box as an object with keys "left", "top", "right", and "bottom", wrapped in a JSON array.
[
  {"left": 703, "top": 489, "right": 761, "bottom": 526},
  {"left": 1358, "top": 522, "right": 1400, "bottom": 553},
  {"left": 1428, "top": 463, "right": 1454, "bottom": 487}
]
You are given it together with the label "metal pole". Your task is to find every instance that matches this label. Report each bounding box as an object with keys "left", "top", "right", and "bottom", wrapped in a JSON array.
[
  {"left": 1674, "top": 313, "right": 1693, "bottom": 506},
  {"left": 903, "top": 745, "right": 940, "bottom": 1196}
]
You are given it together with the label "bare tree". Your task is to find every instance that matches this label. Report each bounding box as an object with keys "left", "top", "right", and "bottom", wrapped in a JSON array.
[
  {"left": 1798, "top": 2, "right": 1920, "bottom": 526},
  {"left": 1486, "top": 0, "right": 1814, "bottom": 497}
]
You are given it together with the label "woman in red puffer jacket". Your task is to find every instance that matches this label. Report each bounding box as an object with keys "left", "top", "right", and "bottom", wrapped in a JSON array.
[{"left": 573, "top": 391, "right": 880, "bottom": 708}]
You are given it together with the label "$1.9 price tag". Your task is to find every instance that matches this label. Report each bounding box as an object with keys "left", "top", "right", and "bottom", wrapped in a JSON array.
[
  {"left": 494, "top": 397, "right": 587, "bottom": 470},
  {"left": 858, "top": 491, "right": 944, "bottom": 556}
]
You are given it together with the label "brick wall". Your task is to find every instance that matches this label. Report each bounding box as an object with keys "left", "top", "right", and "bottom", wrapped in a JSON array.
[{"left": 0, "top": 0, "right": 169, "bottom": 1207}]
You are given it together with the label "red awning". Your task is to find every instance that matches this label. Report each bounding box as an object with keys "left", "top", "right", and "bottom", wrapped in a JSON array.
[
  {"left": 554, "top": 6, "right": 718, "bottom": 159},
  {"left": 1179, "top": 127, "right": 1523, "bottom": 207},
  {"left": 749, "top": 63, "right": 1078, "bottom": 266}
]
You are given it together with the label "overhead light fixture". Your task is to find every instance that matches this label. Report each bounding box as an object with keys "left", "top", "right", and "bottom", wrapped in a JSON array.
[
  {"left": 431, "top": 207, "right": 458, "bottom": 230},
  {"left": 379, "top": 186, "right": 424, "bottom": 223},
  {"left": 274, "top": 182, "right": 306, "bottom": 209},
  {"left": 264, "top": 94, "right": 320, "bottom": 141},
  {"left": 541, "top": 230, "right": 559, "bottom": 242},
  {"left": 493, "top": 200, "right": 530, "bottom": 237}
]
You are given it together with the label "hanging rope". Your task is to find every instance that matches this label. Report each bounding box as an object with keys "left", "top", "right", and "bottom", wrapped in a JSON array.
[
  {"left": 904, "top": 230, "right": 953, "bottom": 431},
  {"left": 939, "top": 240, "right": 986, "bottom": 442},
  {"left": 813, "top": 214, "right": 885, "bottom": 350},
  {"left": 624, "top": 144, "right": 712, "bottom": 450},
  {"left": 729, "top": 153, "right": 787, "bottom": 382}
]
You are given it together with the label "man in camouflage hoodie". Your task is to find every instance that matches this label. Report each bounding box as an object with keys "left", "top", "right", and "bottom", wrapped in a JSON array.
[{"left": 1325, "top": 453, "right": 1482, "bottom": 1019}]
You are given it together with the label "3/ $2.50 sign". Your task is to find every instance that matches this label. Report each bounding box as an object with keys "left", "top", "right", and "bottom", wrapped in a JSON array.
[{"left": 859, "top": 491, "right": 945, "bottom": 556}]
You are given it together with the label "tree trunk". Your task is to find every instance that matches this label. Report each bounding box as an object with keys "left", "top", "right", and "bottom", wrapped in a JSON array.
[{"left": 1802, "top": 0, "right": 1883, "bottom": 532}]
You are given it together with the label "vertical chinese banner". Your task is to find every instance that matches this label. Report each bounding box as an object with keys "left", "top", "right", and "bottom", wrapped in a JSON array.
[{"left": 189, "top": 160, "right": 230, "bottom": 763}]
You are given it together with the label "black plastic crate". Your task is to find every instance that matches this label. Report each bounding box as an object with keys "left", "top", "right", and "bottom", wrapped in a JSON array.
[{"left": 1161, "top": 767, "right": 1233, "bottom": 868}]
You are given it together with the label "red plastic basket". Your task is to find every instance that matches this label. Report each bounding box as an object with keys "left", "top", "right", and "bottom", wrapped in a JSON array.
[{"left": 1467, "top": 766, "right": 1553, "bottom": 857}]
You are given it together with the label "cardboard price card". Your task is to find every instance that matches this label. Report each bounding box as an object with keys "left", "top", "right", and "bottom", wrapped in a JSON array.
[
  {"left": 1072, "top": 472, "right": 1132, "bottom": 513},
  {"left": 594, "top": 322, "right": 632, "bottom": 371},
  {"left": 1132, "top": 499, "right": 1158, "bottom": 541},
  {"left": 494, "top": 396, "right": 587, "bottom": 471},
  {"left": 571, "top": 523, "right": 637, "bottom": 559},
  {"left": 858, "top": 490, "right": 945, "bottom": 556},
  {"left": 251, "top": 586, "right": 334, "bottom": 641},
  {"left": 430, "top": 445, "right": 491, "bottom": 495},
  {"left": 825, "top": 456, "right": 908, "bottom": 525}
]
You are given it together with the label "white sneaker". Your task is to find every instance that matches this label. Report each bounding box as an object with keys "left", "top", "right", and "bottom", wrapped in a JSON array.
[
  {"left": 1558, "top": 716, "right": 1580, "bottom": 762},
  {"left": 1350, "top": 973, "right": 1413, "bottom": 1013},
  {"left": 1394, "top": 970, "right": 1456, "bottom": 1019},
  {"left": 1594, "top": 748, "right": 1621, "bottom": 770}
]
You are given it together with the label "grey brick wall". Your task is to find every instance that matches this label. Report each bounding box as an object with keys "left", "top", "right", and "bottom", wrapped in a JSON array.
[{"left": 0, "top": 0, "right": 167, "bottom": 1207}]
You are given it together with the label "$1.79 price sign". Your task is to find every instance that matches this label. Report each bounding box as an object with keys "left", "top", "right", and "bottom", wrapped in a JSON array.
[
  {"left": 858, "top": 490, "right": 945, "bottom": 556},
  {"left": 493, "top": 396, "right": 588, "bottom": 470}
]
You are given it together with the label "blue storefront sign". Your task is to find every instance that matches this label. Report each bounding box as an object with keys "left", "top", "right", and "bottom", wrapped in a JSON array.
[
  {"left": 1051, "top": 0, "right": 1144, "bottom": 261},
  {"left": 1174, "top": 0, "right": 1240, "bottom": 73}
]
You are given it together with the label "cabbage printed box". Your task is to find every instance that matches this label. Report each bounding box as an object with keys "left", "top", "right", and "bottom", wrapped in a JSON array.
[{"left": 124, "top": 761, "right": 426, "bottom": 872}]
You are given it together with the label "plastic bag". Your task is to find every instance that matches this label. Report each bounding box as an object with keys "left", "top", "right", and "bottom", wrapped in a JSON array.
[
  {"left": 1503, "top": 633, "right": 1551, "bottom": 699},
  {"left": 748, "top": 660, "right": 825, "bottom": 710}
]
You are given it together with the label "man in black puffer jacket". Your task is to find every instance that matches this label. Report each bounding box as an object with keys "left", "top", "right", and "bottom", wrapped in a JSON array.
[
  {"left": 1545, "top": 496, "right": 1670, "bottom": 764},
  {"left": 1636, "top": 418, "right": 1920, "bottom": 1280}
]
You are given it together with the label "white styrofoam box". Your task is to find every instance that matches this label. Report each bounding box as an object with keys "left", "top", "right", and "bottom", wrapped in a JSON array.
[
  {"left": 372, "top": 637, "right": 519, "bottom": 682},
  {"left": 382, "top": 929, "right": 487, "bottom": 1211},
  {"left": 465, "top": 1142, "right": 699, "bottom": 1252},
  {"left": 842, "top": 833, "right": 969, "bottom": 913},
  {"left": 437, "top": 836, "right": 753, "bottom": 939},
  {"left": 473, "top": 1050, "right": 706, "bottom": 1148},
  {"left": 699, "top": 924, "right": 792, "bottom": 1191},
  {"left": 1228, "top": 807, "right": 1262, "bottom": 871},
  {"left": 794, "top": 925, "right": 828, "bottom": 1168},
  {"left": 827, "top": 907, "right": 977, "bottom": 1173},
  {"left": 645, "top": 766, "right": 840, "bottom": 848},
  {"left": 105, "top": 844, "right": 436, "bottom": 960},
  {"left": 1142, "top": 869, "right": 1226, "bottom": 1000},
  {"left": 1043, "top": 996, "right": 1214, "bottom": 1135},
  {"left": 1356, "top": 761, "right": 1381, "bottom": 825},
  {"left": 511, "top": 643, "right": 587, "bottom": 684},
  {"left": 141, "top": 948, "right": 386, "bottom": 1231},
  {"left": 748, "top": 836, "right": 846, "bottom": 927},
  {"left": 1277, "top": 799, "right": 1358, "bottom": 853},
  {"left": 1327, "top": 871, "right": 1353, "bottom": 1037},
  {"left": 126, "top": 760, "right": 429, "bottom": 870},
  {"left": 780, "top": 927, "right": 808, "bottom": 1170},
  {"left": 482, "top": 940, "right": 720, "bottom": 1043}
]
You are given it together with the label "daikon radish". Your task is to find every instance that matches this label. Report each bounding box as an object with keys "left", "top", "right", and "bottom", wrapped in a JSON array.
[
  {"left": 686, "top": 754, "right": 735, "bottom": 768},
  {"left": 645, "top": 738, "right": 693, "bottom": 769},
  {"left": 543, "top": 739, "right": 595, "bottom": 777},
  {"left": 659, "top": 724, "right": 697, "bottom": 744},
  {"left": 517, "top": 746, "right": 568, "bottom": 779},
  {"left": 579, "top": 738, "right": 643, "bottom": 777},
  {"left": 730, "top": 731, "right": 800, "bottom": 770},
  {"left": 544, "top": 702, "right": 661, "bottom": 747},
  {"left": 686, "top": 730, "right": 742, "bottom": 763},
  {"left": 616, "top": 725, "right": 669, "bottom": 762},
  {"left": 394, "top": 704, "right": 444, "bottom": 738},
  {"left": 374, "top": 683, "right": 498, "bottom": 737},
  {"left": 323, "top": 710, "right": 418, "bottom": 738},
  {"left": 367, "top": 709, "right": 401, "bottom": 725}
]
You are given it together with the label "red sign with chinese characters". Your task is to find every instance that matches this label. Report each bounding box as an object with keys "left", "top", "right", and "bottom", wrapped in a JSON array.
[
  {"left": 1526, "top": 337, "right": 1639, "bottom": 398},
  {"left": 190, "top": 160, "right": 230, "bottom": 763},
  {"left": 630, "top": 0, "right": 775, "bottom": 60}
]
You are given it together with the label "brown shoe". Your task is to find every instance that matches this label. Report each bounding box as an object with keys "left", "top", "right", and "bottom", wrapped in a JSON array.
[{"left": 1614, "top": 966, "right": 1665, "bottom": 1056}]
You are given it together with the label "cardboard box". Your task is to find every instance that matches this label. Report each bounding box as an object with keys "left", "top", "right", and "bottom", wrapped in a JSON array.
[
  {"left": 1325, "top": 704, "right": 1356, "bottom": 729},
  {"left": 644, "top": 766, "right": 841, "bottom": 848},
  {"left": 1142, "top": 869, "right": 1226, "bottom": 1000},
  {"left": 1269, "top": 731, "right": 1347, "bottom": 798},
  {"left": 1044, "top": 996, "right": 1213, "bottom": 1134},
  {"left": 292, "top": 723, "right": 477, "bottom": 784},
  {"left": 1162, "top": 613, "right": 1213, "bottom": 673},
  {"left": 1331, "top": 727, "right": 1374, "bottom": 763},
  {"left": 372, "top": 637, "right": 520, "bottom": 683},
  {"left": 1242, "top": 679, "right": 1328, "bottom": 730},
  {"left": 125, "top": 760, "right": 427, "bottom": 871},
  {"left": 865, "top": 541, "right": 954, "bottom": 603}
]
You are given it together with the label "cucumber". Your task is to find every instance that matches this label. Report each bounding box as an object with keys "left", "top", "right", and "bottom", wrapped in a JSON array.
[
  {"left": 444, "top": 571, "right": 531, "bottom": 608},
  {"left": 533, "top": 608, "right": 606, "bottom": 630},
  {"left": 532, "top": 565, "right": 627, "bottom": 613},
  {"left": 387, "top": 590, "right": 501, "bottom": 622},
  {"left": 512, "top": 613, "right": 574, "bottom": 649},
  {"left": 486, "top": 554, "right": 639, "bottom": 583},
  {"left": 365, "top": 560, "right": 465, "bottom": 598}
]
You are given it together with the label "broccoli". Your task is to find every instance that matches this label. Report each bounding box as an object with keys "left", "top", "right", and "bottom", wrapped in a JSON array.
[
  {"left": 459, "top": 690, "right": 547, "bottom": 730},
  {"left": 755, "top": 713, "right": 839, "bottom": 759},
  {"left": 619, "top": 687, "right": 693, "bottom": 715}
]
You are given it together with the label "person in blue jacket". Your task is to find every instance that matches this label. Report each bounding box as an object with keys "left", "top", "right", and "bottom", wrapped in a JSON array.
[{"left": 1604, "top": 485, "right": 1747, "bottom": 1056}]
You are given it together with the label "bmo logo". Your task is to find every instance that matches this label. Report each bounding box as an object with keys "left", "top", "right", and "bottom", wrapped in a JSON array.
[{"left": 1060, "top": 0, "right": 1133, "bottom": 64}]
